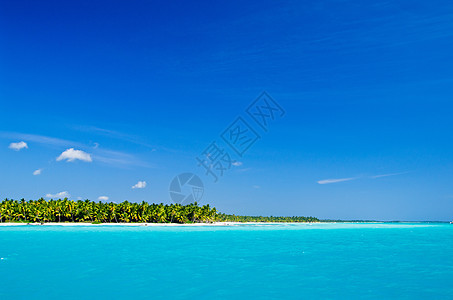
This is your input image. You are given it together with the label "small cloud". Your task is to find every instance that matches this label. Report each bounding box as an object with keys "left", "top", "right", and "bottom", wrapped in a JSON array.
[
  {"left": 318, "top": 171, "right": 408, "bottom": 185},
  {"left": 93, "top": 142, "right": 99, "bottom": 149},
  {"left": 46, "top": 191, "right": 70, "bottom": 199},
  {"left": 317, "top": 177, "right": 358, "bottom": 185},
  {"left": 77, "top": 197, "right": 83, "bottom": 200},
  {"left": 57, "top": 148, "right": 92, "bottom": 162},
  {"left": 370, "top": 172, "right": 408, "bottom": 179},
  {"left": 33, "top": 169, "right": 42, "bottom": 176},
  {"left": 0, "top": 131, "right": 148, "bottom": 168},
  {"left": 232, "top": 161, "right": 243, "bottom": 167},
  {"left": 132, "top": 181, "right": 147, "bottom": 189},
  {"left": 98, "top": 196, "right": 109, "bottom": 201},
  {"left": 236, "top": 167, "right": 252, "bottom": 173},
  {"left": 9, "top": 141, "right": 28, "bottom": 151},
  {"left": 252, "top": 185, "right": 261, "bottom": 189}
]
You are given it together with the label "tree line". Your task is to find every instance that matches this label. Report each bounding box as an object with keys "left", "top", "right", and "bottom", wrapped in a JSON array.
[
  {"left": 0, "top": 198, "right": 318, "bottom": 223},
  {"left": 216, "top": 214, "right": 319, "bottom": 223}
]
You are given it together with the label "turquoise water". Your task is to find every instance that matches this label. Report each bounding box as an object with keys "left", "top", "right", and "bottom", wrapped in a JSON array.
[{"left": 1, "top": 223, "right": 453, "bottom": 299}]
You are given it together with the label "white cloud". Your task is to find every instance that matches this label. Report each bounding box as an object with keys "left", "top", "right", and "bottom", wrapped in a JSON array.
[
  {"left": 317, "top": 177, "right": 358, "bottom": 185},
  {"left": 57, "top": 148, "right": 92, "bottom": 162},
  {"left": 46, "top": 191, "right": 70, "bottom": 199},
  {"left": 98, "top": 196, "right": 109, "bottom": 201},
  {"left": 33, "top": 169, "right": 42, "bottom": 176},
  {"left": 9, "top": 141, "right": 28, "bottom": 151},
  {"left": 92, "top": 149, "right": 151, "bottom": 167},
  {"left": 132, "top": 181, "right": 147, "bottom": 189},
  {"left": 232, "top": 161, "right": 243, "bottom": 167},
  {"left": 0, "top": 131, "right": 152, "bottom": 168},
  {"left": 236, "top": 167, "right": 252, "bottom": 173},
  {"left": 75, "top": 125, "right": 157, "bottom": 150},
  {"left": 252, "top": 185, "right": 261, "bottom": 189},
  {"left": 318, "top": 171, "right": 409, "bottom": 185},
  {"left": 370, "top": 172, "right": 408, "bottom": 179},
  {"left": 1, "top": 132, "right": 80, "bottom": 148}
]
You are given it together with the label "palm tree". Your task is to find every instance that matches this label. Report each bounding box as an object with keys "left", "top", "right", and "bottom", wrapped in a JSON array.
[{"left": 0, "top": 198, "right": 319, "bottom": 224}]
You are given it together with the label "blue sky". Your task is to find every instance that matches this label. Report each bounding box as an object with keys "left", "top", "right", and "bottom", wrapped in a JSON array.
[{"left": 1, "top": 0, "right": 453, "bottom": 220}]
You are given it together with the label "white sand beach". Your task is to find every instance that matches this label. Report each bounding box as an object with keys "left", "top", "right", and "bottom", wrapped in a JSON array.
[{"left": 0, "top": 222, "right": 252, "bottom": 227}]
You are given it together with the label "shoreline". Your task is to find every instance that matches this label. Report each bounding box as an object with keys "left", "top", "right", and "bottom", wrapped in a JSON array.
[
  {"left": 0, "top": 221, "right": 395, "bottom": 227},
  {"left": 0, "top": 222, "right": 320, "bottom": 227},
  {"left": 0, "top": 221, "right": 447, "bottom": 227}
]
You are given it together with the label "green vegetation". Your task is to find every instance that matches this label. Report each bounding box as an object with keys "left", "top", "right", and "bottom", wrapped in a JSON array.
[
  {"left": 0, "top": 198, "right": 217, "bottom": 223},
  {"left": 0, "top": 198, "right": 318, "bottom": 224},
  {"left": 318, "top": 219, "right": 377, "bottom": 223},
  {"left": 217, "top": 214, "right": 319, "bottom": 223}
]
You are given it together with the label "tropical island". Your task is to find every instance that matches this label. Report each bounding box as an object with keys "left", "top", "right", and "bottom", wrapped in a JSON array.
[{"left": 0, "top": 199, "right": 319, "bottom": 224}]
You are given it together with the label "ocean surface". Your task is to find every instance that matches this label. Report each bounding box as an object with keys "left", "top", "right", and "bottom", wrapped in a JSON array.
[{"left": 1, "top": 223, "right": 453, "bottom": 299}]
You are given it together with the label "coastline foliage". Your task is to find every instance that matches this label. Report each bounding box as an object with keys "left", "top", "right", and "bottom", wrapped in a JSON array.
[
  {"left": 0, "top": 198, "right": 318, "bottom": 223},
  {"left": 217, "top": 214, "right": 319, "bottom": 223},
  {"left": 0, "top": 198, "right": 216, "bottom": 223}
]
